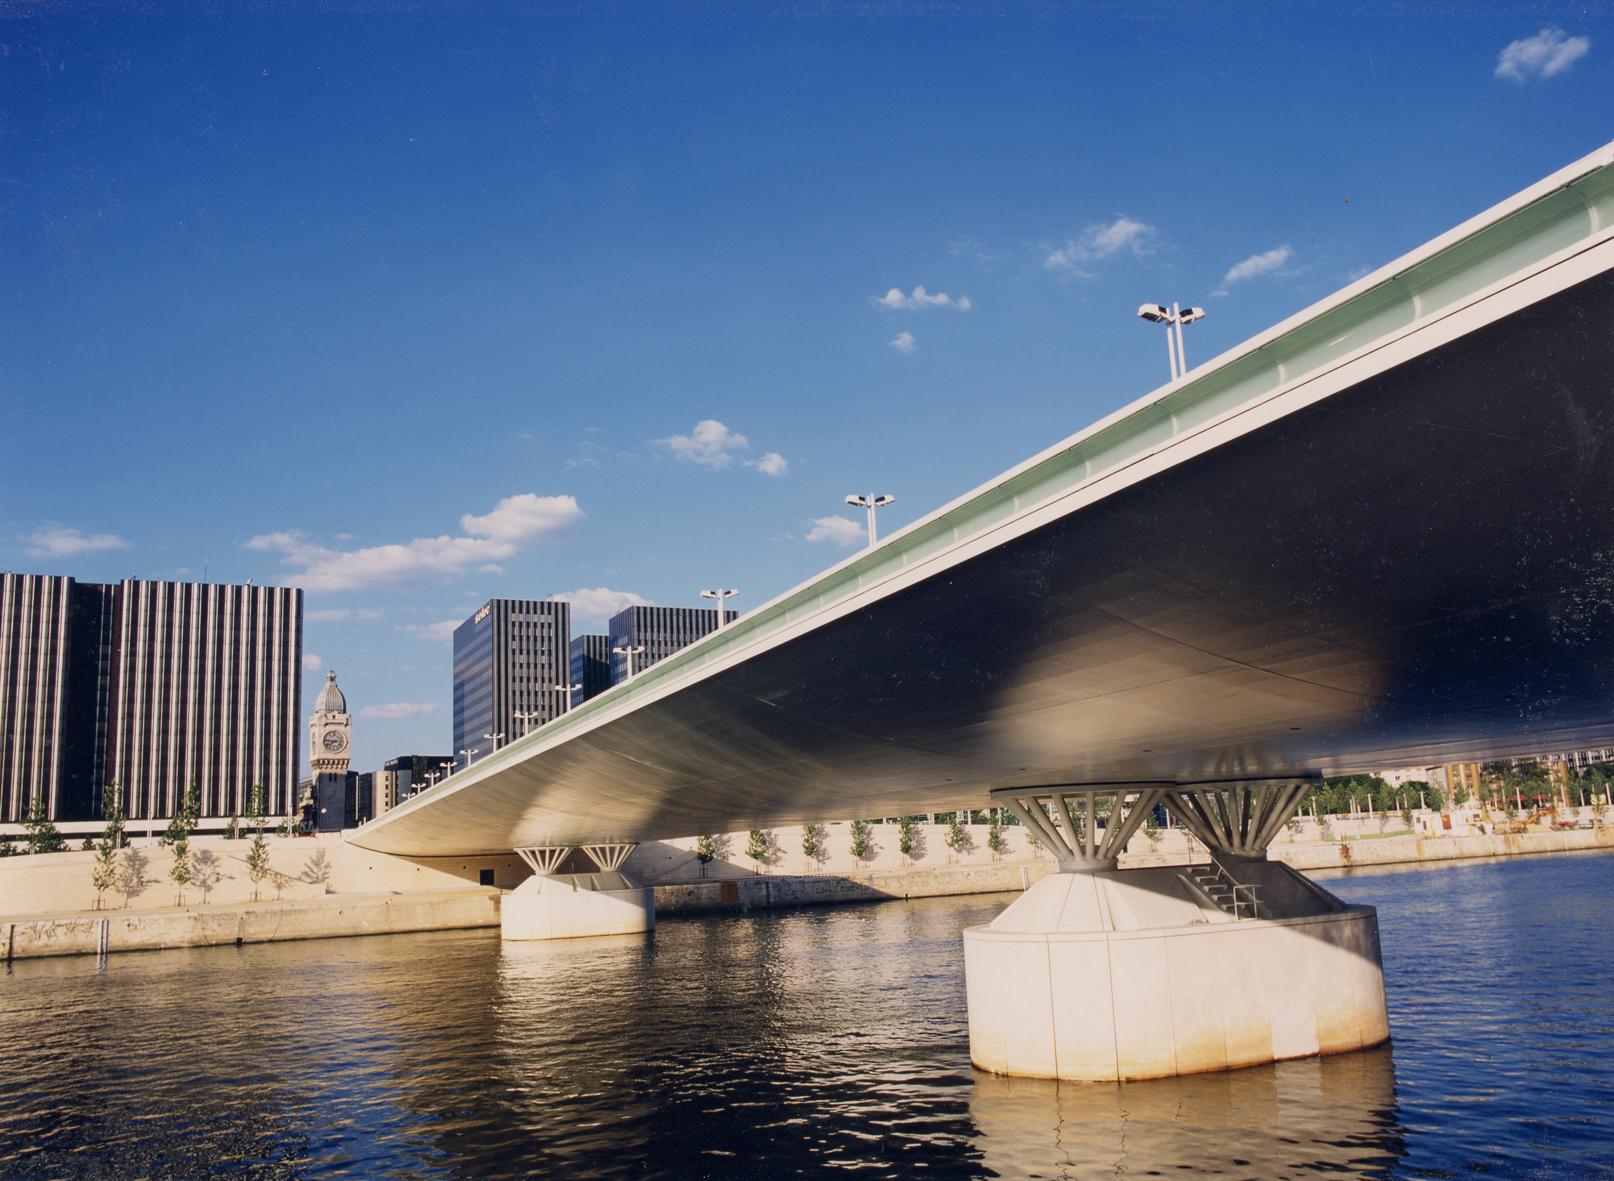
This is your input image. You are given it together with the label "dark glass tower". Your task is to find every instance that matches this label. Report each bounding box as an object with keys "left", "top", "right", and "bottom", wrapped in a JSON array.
[{"left": 452, "top": 598, "right": 572, "bottom": 762}]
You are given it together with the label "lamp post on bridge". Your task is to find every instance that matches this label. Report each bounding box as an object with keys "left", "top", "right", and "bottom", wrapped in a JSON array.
[
  {"left": 439, "top": 760, "right": 454, "bottom": 782},
  {"left": 845, "top": 494, "right": 895, "bottom": 546},
  {"left": 483, "top": 731, "right": 505, "bottom": 754},
  {"left": 699, "top": 588, "right": 738, "bottom": 631},
  {"left": 1137, "top": 302, "right": 1205, "bottom": 380},
  {"left": 613, "top": 644, "right": 646, "bottom": 681},
  {"left": 554, "top": 683, "right": 582, "bottom": 714},
  {"left": 515, "top": 710, "right": 540, "bottom": 737},
  {"left": 459, "top": 747, "right": 476, "bottom": 770}
]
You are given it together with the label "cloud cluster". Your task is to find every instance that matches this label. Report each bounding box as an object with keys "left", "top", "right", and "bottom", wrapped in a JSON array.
[
  {"left": 1215, "top": 246, "right": 1294, "bottom": 294},
  {"left": 806, "top": 516, "right": 866, "bottom": 547},
  {"left": 246, "top": 493, "right": 582, "bottom": 592},
  {"left": 358, "top": 702, "right": 443, "bottom": 720},
  {"left": 888, "top": 330, "right": 917, "bottom": 356},
  {"left": 656, "top": 420, "right": 788, "bottom": 477},
  {"left": 875, "top": 285, "right": 972, "bottom": 312},
  {"left": 24, "top": 524, "right": 131, "bottom": 559},
  {"left": 555, "top": 586, "right": 651, "bottom": 628},
  {"left": 302, "top": 653, "right": 324, "bottom": 671},
  {"left": 1045, "top": 216, "right": 1155, "bottom": 276},
  {"left": 398, "top": 619, "right": 461, "bottom": 643},
  {"left": 1496, "top": 26, "right": 1589, "bottom": 82}
]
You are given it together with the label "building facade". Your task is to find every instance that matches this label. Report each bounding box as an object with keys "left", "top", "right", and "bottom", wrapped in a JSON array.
[
  {"left": 453, "top": 598, "right": 572, "bottom": 762},
  {"left": 307, "top": 671, "right": 353, "bottom": 832},
  {"left": 373, "top": 753, "right": 455, "bottom": 817},
  {"left": 606, "top": 604, "right": 735, "bottom": 683},
  {"left": 569, "top": 634, "right": 612, "bottom": 704},
  {"left": 1, "top": 573, "right": 303, "bottom": 823}
]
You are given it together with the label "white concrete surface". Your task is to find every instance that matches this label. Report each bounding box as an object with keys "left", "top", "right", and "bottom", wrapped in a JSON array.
[
  {"left": 964, "top": 864, "right": 1389, "bottom": 1082},
  {"left": 499, "top": 872, "right": 655, "bottom": 940}
]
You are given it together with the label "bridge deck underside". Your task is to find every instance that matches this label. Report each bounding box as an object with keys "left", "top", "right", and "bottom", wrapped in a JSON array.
[{"left": 358, "top": 270, "right": 1614, "bottom": 855}]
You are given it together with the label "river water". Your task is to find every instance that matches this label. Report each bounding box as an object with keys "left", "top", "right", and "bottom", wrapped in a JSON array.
[{"left": 3, "top": 851, "right": 1613, "bottom": 1178}]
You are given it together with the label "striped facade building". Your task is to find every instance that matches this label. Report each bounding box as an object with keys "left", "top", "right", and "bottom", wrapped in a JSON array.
[
  {"left": 0, "top": 573, "right": 302, "bottom": 823},
  {"left": 453, "top": 598, "right": 572, "bottom": 764},
  {"left": 606, "top": 604, "right": 736, "bottom": 683}
]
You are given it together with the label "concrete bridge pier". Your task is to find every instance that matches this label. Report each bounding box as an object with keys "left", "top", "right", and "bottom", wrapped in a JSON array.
[
  {"left": 964, "top": 781, "right": 1389, "bottom": 1082},
  {"left": 502, "top": 842, "right": 655, "bottom": 940}
]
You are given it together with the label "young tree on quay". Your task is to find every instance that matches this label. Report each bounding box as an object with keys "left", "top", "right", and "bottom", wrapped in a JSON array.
[
  {"left": 90, "top": 781, "right": 127, "bottom": 909},
  {"left": 246, "top": 784, "right": 272, "bottom": 902},
  {"left": 24, "top": 794, "right": 66, "bottom": 855}
]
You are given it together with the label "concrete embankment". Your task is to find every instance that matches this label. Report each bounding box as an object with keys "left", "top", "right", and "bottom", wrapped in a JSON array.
[
  {"left": 3, "top": 887, "right": 499, "bottom": 960},
  {"left": 6, "top": 824, "right": 1612, "bottom": 959}
]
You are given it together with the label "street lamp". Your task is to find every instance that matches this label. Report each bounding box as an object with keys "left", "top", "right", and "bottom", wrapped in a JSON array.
[
  {"left": 613, "top": 644, "right": 646, "bottom": 681},
  {"left": 700, "top": 588, "right": 739, "bottom": 630},
  {"left": 845, "top": 493, "right": 896, "bottom": 546},
  {"left": 1137, "top": 302, "right": 1206, "bottom": 381},
  {"left": 459, "top": 747, "right": 476, "bottom": 769},
  {"left": 439, "top": 760, "right": 455, "bottom": 781},
  {"left": 483, "top": 731, "right": 504, "bottom": 752},
  {"left": 425, "top": 771, "right": 440, "bottom": 787},
  {"left": 554, "top": 683, "right": 582, "bottom": 713},
  {"left": 515, "top": 710, "right": 541, "bottom": 736}
]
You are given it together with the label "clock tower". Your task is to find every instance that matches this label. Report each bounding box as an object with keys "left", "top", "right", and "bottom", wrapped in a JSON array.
[{"left": 309, "top": 670, "right": 351, "bottom": 775}]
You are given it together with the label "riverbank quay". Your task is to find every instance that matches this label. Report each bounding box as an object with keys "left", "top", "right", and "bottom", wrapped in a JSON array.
[{"left": 5, "top": 820, "right": 1612, "bottom": 959}]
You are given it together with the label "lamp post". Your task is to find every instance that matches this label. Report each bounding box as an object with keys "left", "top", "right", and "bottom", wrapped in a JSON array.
[
  {"left": 554, "top": 683, "right": 582, "bottom": 713},
  {"left": 613, "top": 644, "right": 646, "bottom": 681},
  {"left": 459, "top": 747, "right": 476, "bottom": 769},
  {"left": 1137, "top": 302, "right": 1206, "bottom": 380},
  {"left": 845, "top": 494, "right": 895, "bottom": 546},
  {"left": 425, "top": 772, "right": 440, "bottom": 788},
  {"left": 483, "top": 731, "right": 504, "bottom": 753},
  {"left": 700, "top": 588, "right": 739, "bottom": 630},
  {"left": 515, "top": 710, "right": 541, "bottom": 737}
]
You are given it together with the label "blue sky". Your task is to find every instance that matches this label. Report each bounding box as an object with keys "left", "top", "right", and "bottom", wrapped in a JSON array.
[{"left": 3, "top": 3, "right": 1610, "bottom": 771}]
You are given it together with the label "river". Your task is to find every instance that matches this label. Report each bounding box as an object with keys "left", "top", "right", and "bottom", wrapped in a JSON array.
[{"left": 3, "top": 850, "right": 1612, "bottom": 1178}]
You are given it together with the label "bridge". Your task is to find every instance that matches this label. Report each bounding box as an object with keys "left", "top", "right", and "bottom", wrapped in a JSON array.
[{"left": 353, "top": 141, "right": 1614, "bottom": 1083}]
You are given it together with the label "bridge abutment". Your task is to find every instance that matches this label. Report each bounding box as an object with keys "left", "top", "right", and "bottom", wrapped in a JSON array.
[
  {"left": 965, "top": 782, "right": 1389, "bottom": 1082},
  {"left": 502, "top": 843, "right": 655, "bottom": 940}
]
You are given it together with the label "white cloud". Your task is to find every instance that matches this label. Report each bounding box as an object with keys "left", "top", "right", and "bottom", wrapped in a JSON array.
[
  {"left": 23, "top": 524, "right": 131, "bottom": 559},
  {"left": 806, "top": 516, "right": 867, "bottom": 547},
  {"left": 656, "top": 419, "right": 787, "bottom": 477},
  {"left": 398, "top": 619, "right": 461, "bottom": 643},
  {"left": 1496, "top": 26, "right": 1589, "bottom": 82},
  {"left": 245, "top": 493, "right": 582, "bottom": 592},
  {"left": 888, "top": 330, "right": 917, "bottom": 355},
  {"left": 874, "top": 285, "right": 972, "bottom": 312},
  {"left": 1045, "top": 216, "right": 1155, "bottom": 275},
  {"left": 748, "top": 451, "right": 789, "bottom": 477},
  {"left": 555, "top": 586, "right": 651, "bottom": 628},
  {"left": 1214, "top": 245, "right": 1294, "bottom": 294},
  {"left": 302, "top": 653, "right": 324, "bottom": 671},
  {"left": 657, "top": 419, "right": 749, "bottom": 469},
  {"left": 358, "top": 702, "right": 443, "bottom": 720},
  {"left": 306, "top": 607, "right": 384, "bottom": 623}
]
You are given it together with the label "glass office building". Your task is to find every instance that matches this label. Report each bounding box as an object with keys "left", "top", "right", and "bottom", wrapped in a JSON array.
[
  {"left": 452, "top": 598, "right": 572, "bottom": 763},
  {"left": 605, "top": 604, "right": 736, "bottom": 684},
  {"left": 1, "top": 573, "right": 303, "bottom": 822},
  {"left": 569, "top": 634, "right": 612, "bottom": 704}
]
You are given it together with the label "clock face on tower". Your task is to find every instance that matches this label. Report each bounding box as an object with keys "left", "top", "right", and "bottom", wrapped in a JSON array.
[{"left": 322, "top": 729, "right": 347, "bottom": 753}]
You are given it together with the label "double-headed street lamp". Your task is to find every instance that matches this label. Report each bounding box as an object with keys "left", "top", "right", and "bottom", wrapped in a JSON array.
[
  {"left": 1137, "top": 302, "right": 1206, "bottom": 381},
  {"left": 613, "top": 643, "right": 646, "bottom": 681},
  {"left": 846, "top": 493, "right": 896, "bottom": 546},
  {"left": 483, "top": 731, "right": 505, "bottom": 753},
  {"left": 700, "top": 588, "right": 738, "bottom": 630},
  {"left": 439, "top": 760, "right": 455, "bottom": 781},
  {"left": 554, "top": 682, "right": 582, "bottom": 713},
  {"left": 459, "top": 747, "right": 476, "bottom": 769},
  {"left": 515, "top": 710, "right": 541, "bottom": 737}
]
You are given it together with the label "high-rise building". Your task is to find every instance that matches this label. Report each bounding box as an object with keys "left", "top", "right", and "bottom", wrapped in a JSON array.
[
  {"left": 453, "top": 598, "right": 571, "bottom": 761},
  {"left": 606, "top": 604, "right": 735, "bottom": 683},
  {"left": 373, "top": 753, "right": 455, "bottom": 817},
  {"left": 569, "top": 633, "right": 612, "bottom": 704},
  {"left": 1, "top": 573, "right": 303, "bottom": 822}
]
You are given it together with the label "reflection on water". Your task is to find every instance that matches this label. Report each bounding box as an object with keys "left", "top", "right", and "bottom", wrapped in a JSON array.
[{"left": 1, "top": 851, "right": 1611, "bottom": 1178}]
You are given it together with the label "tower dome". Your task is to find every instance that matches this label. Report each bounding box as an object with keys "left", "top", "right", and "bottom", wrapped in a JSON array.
[{"left": 314, "top": 670, "right": 347, "bottom": 715}]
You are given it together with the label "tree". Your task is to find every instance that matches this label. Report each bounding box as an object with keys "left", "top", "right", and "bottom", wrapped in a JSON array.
[
  {"left": 986, "top": 818, "right": 1007, "bottom": 859},
  {"left": 849, "top": 819, "right": 874, "bottom": 862},
  {"left": 165, "top": 783, "right": 200, "bottom": 905},
  {"left": 224, "top": 815, "right": 241, "bottom": 841},
  {"left": 246, "top": 784, "right": 271, "bottom": 901},
  {"left": 90, "top": 784, "right": 126, "bottom": 909},
  {"left": 24, "top": 794, "right": 66, "bottom": 855},
  {"left": 694, "top": 834, "right": 717, "bottom": 877},
  {"left": 801, "top": 823, "right": 826, "bottom": 865},
  {"left": 898, "top": 816, "right": 919, "bottom": 862},
  {"left": 944, "top": 815, "right": 971, "bottom": 860},
  {"left": 746, "top": 829, "right": 771, "bottom": 873}
]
